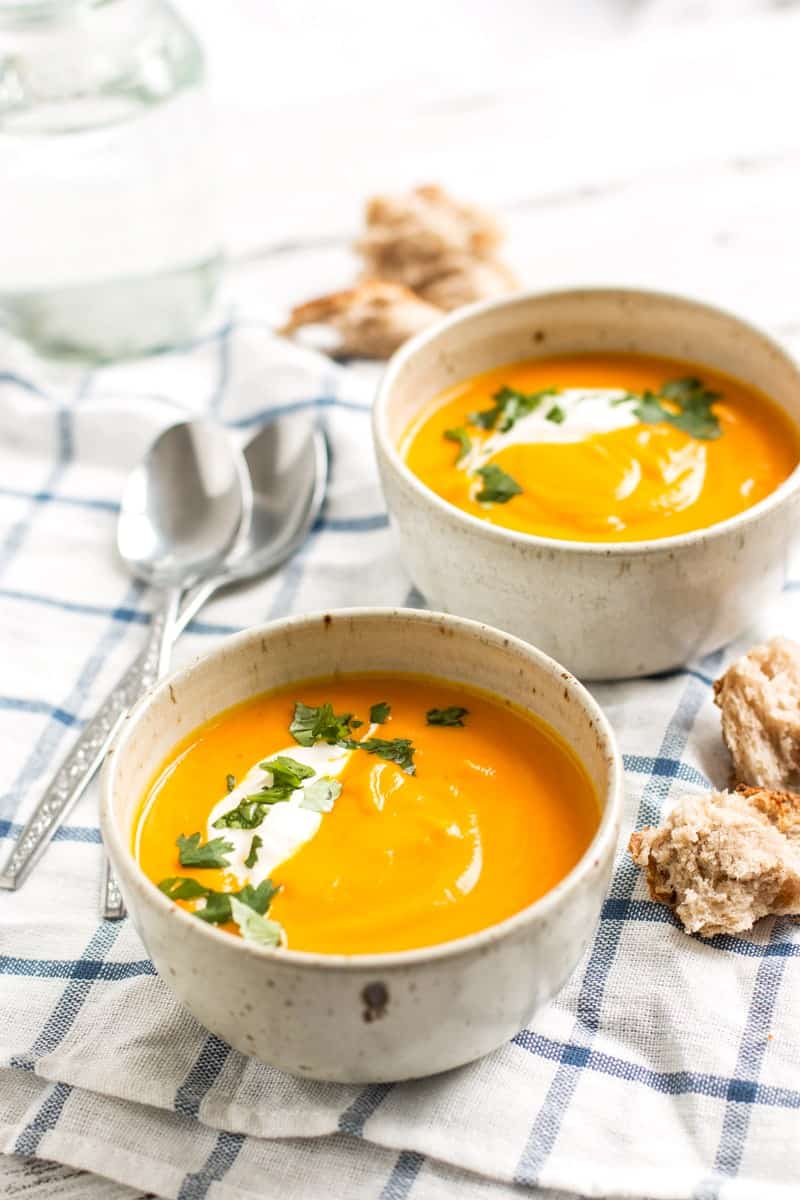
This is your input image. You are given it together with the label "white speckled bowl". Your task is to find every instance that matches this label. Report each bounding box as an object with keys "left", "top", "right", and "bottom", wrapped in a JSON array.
[
  {"left": 101, "top": 608, "right": 622, "bottom": 1083},
  {"left": 373, "top": 288, "right": 800, "bottom": 680}
]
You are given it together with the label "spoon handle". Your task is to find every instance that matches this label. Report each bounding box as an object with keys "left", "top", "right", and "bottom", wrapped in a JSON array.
[
  {"left": 100, "top": 587, "right": 180, "bottom": 919},
  {"left": 0, "top": 603, "right": 173, "bottom": 895}
]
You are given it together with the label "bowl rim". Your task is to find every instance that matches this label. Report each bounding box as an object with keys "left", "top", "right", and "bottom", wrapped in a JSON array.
[
  {"left": 373, "top": 285, "right": 800, "bottom": 558},
  {"left": 101, "top": 606, "right": 624, "bottom": 972}
]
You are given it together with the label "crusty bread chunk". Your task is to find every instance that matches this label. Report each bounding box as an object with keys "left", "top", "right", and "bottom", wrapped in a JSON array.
[
  {"left": 279, "top": 281, "right": 441, "bottom": 360},
  {"left": 629, "top": 786, "right": 800, "bottom": 936},
  {"left": 356, "top": 184, "right": 518, "bottom": 311},
  {"left": 713, "top": 637, "right": 800, "bottom": 791}
]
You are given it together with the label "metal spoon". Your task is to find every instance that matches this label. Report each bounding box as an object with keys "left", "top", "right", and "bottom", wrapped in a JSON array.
[
  {"left": 99, "top": 412, "right": 328, "bottom": 916},
  {"left": 0, "top": 419, "right": 250, "bottom": 895}
]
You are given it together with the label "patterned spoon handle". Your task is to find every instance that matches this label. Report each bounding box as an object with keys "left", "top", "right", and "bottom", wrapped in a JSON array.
[{"left": 0, "top": 605, "right": 170, "bottom": 894}]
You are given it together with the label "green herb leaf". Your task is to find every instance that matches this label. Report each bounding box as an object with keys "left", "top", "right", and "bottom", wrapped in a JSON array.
[
  {"left": 196, "top": 891, "right": 236, "bottom": 924},
  {"left": 344, "top": 736, "right": 416, "bottom": 775},
  {"left": 229, "top": 896, "right": 284, "bottom": 947},
  {"left": 545, "top": 403, "right": 566, "bottom": 424},
  {"left": 475, "top": 463, "right": 523, "bottom": 504},
  {"left": 176, "top": 832, "right": 234, "bottom": 869},
  {"left": 350, "top": 718, "right": 364, "bottom": 728},
  {"left": 158, "top": 877, "right": 209, "bottom": 902},
  {"left": 426, "top": 706, "right": 469, "bottom": 727},
  {"left": 158, "top": 874, "right": 281, "bottom": 925},
  {"left": 633, "top": 377, "right": 722, "bottom": 440},
  {"left": 244, "top": 835, "right": 263, "bottom": 869},
  {"left": 238, "top": 878, "right": 280, "bottom": 915},
  {"left": 216, "top": 755, "right": 317, "bottom": 827},
  {"left": 369, "top": 701, "right": 391, "bottom": 724},
  {"left": 262, "top": 755, "right": 315, "bottom": 789},
  {"left": 290, "top": 701, "right": 355, "bottom": 747},
  {"left": 225, "top": 773, "right": 236, "bottom": 793},
  {"left": 213, "top": 799, "right": 265, "bottom": 829},
  {"left": 444, "top": 426, "right": 471, "bottom": 463},
  {"left": 470, "top": 385, "right": 557, "bottom": 433},
  {"left": 300, "top": 776, "right": 342, "bottom": 813}
]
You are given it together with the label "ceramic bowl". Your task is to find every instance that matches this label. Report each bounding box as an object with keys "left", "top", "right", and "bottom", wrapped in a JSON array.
[
  {"left": 101, "top": 608, "right": 622, "bottom": 1083},
  {"left": 373, "top": 288, "right": 800, "bottom": 680}
]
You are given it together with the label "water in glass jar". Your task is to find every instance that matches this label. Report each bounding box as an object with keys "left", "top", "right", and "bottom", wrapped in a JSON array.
[{"left": 0, "top": 0, "right": 221, "bottom": 360}]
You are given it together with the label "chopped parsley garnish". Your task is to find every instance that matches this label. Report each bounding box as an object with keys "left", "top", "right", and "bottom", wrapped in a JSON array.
[
  {"left": 545, "top": 403, "right": 565, "bottom": 424},
  {"left": 244, "top": 835, "right": 263, "bottom": 869},
  {"left": 475, "top": 463, "right": 523, "bottom": 504},
  {"left": 470, "top": 385, "right": 557, "bottom": 433},
  {"left": 214, "top": 755, "right": 314, "bottom": 827},
  {"left": 229, "top": 896, "right": 283, "bottom": 947},
  {"left": 344, "top": 736, "right": 416, "bottom": 775},
  {"left": 176, "top": 832, "right": 234, "bottom": 869},
  {"left": 426, "top": 706, "right": 469, "bottom": 727},
  {"left": 444, "top": 426, "right": 471, "bottom": 463},
  {"left": 225, "top": 773, "right": 236, "bottom": 793},
  {"left": 300, "top": 776, "right": 342, "bottom": 813},
  {"left": 261, "top": 755, "right": 315, "bottom": 789},
  {"left": 631, "top": 377, "right": 722, "bottom": 440},
  {"left": 158, "top": 876, "right": 280, "bottom": 926},
  {"left": 290, "top": 701, "right": 355, "bottom": 747},
  {"left": 369, "top": 701, "right": 391, "bottom": 724}
]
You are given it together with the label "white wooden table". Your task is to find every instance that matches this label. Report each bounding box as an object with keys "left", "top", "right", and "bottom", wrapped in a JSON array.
[{"left": 3, "top": 0, "right": 799, "bottom": 1194}]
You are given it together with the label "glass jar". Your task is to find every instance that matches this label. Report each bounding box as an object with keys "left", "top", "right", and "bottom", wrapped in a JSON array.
[{"left": 0, "top": 0, "right": 221, "bottom": 360}]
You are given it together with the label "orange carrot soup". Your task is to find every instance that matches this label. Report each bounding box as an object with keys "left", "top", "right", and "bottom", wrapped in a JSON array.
[
  {"left": 135, "top": 673, "right": 599, "bottom": 954},
  {"left": 402, "top": 353, "right": 800, "bottom": 542}
]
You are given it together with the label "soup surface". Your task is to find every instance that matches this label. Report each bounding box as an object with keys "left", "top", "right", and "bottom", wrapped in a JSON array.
[
  {"left": 136, "top": 673, "right": 599, "bottom": 954},
  {"left": 402, "top": 353, "right": 799, "bottom": 542}
]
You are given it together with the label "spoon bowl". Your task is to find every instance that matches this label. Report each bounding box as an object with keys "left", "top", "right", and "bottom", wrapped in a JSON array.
[{"left": 118, "top": 420, "right": 249, "bottom": 588}]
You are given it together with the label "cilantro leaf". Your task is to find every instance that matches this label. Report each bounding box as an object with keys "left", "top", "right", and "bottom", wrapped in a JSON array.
[
  {"left": 632, "top": 389, "right": 669, "bottom": 424},
  {"left": 470, "top": 385, "right": 557, "bottom": 433},
  {"left": 244, "top": 834, "right": 262, "bottom": 869},
  {"left": 158, "top": 874, "right": 281, "bottom": 926},
  {"left": 545, "top": 403, "right": 565, "bottom": 424},
  {"left": 213, "top": 799, "right": 265, "bottom": 829},
  {"left": 229, "top": 896, "right": 283, "bottom": 947},
  {"left": 225, "top": 773, "right": 236, "bottom": 793},
  {"left": 300, "top": 776, "right": 342, "bottom": 813},
  {"left": 344, "top": 736, "right": 416, "bottom": 775},
  {"left": 176, "top": 832, "right": 234, "bottom": 869},
  {"left": 444, "top": 427, "right": 471, "bottom": 463},
  {"left": 369, "top": 701, "right": 391, "bottom": 724},
  {"left": 238, "top": 879, "right": 280, "bottom": 914},
  {"left": 633, "top": 377, "right": 722, "bottom": 440},
  {"left": 262, "top": 755, "right": 315, "bottom": 789},
  {"left": 426, "top": 706, "right": 469, "bottom": 727},
  {"left": 290, "top": 701, "right": 354, "bottom": 747},
  {"left": 216, "top": 755, "right": 316, "bottom": 827},
  {"left": 475, "top": 463, "right": 523, "bottom": 504},
  {"left": 158, "top": 877, "right": 209, "bottom": 902}
]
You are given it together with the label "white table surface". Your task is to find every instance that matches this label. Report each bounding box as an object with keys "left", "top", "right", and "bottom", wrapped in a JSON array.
[{"left": 3, "top": 0, "right": 799, "bottom": 1194}]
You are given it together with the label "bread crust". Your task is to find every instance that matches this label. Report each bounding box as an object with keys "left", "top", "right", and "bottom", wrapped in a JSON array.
[
  {"left": 629, "top": 786, "right": 800, "bottom": 936},
  {"left": 713, "top": 637, "right": 800, "bottom": 791}
]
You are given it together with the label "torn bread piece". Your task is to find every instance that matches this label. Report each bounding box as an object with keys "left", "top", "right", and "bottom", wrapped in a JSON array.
[
  {"left": 629, "top": 786, "right": 800, "bottom": 937},
  {"left": 356, "top": 184, "right": 518, "bottom": 311},
  {"left": 713, "top": 637, "right": 800, "bottom": 791},
  {"left": 279, "top": 281, "right": 442, "bottom": 360}
]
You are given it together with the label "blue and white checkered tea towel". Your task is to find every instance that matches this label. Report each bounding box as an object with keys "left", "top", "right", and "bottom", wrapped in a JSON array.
[{"left": 1, "top": 313, "right": 799, "bottom": 1200}]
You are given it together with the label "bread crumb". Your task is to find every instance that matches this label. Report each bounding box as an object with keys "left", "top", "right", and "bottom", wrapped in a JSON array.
[
  {"left": 713, "top": 638, "right": 800, "bottom": 791},
  {"left": 279, "top": 281, "right": 442, "bottom": 360},
  {"left": 629, "top": 786, "right": 800, "bottom": 937},
  {"left": 356, "top": 184, "right": 518, "bottom": 312}
]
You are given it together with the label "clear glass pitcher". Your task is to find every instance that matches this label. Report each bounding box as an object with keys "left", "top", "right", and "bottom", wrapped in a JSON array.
[{"left": 0, "top": 0, "right": 221, "bottom": 360}]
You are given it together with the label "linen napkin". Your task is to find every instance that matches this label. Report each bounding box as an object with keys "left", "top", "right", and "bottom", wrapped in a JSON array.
[{"left": 1, "top": 313, "right": 799, "bottom": 1200}]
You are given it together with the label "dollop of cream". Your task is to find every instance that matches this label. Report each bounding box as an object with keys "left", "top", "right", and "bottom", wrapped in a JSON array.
[
  {"left": 466, "top": 388, "right": 638, "bottom": 469},
  {"left": 208, "top": 741, "right": 354, "bottom": 886}
]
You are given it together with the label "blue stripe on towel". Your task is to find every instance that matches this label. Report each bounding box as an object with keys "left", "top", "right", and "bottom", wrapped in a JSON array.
[{"left": 514, "top": 653, "right": 722, "bottom": 1186}]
